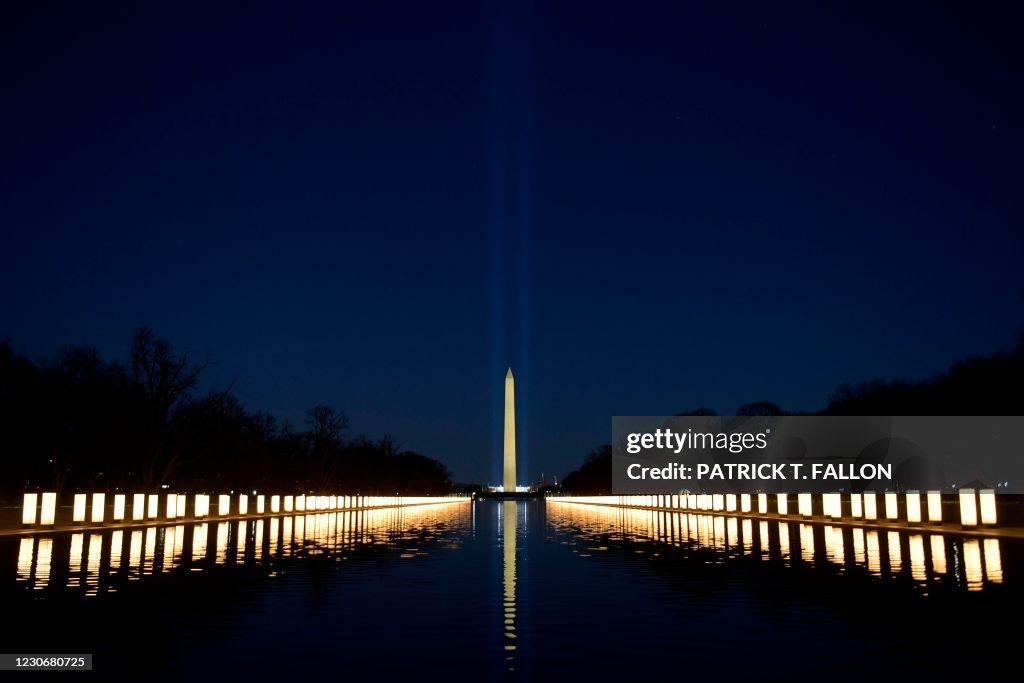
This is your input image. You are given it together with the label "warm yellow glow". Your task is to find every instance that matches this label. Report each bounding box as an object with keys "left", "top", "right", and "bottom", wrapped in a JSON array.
[
  {"left": 740, "top": 493, "right": 751, "bottom": 513},
  {"left": 176, "top": 494, "right": 186, "bottom": 518},
  {"left": 257, "top": 495, "right": 265, "bottom": 514},
  {"left": 959, "top": 489, "right": 977, "bottom": 526},
  {"left": 776, "top": 493, "right": 788, "bottom": 515},
  {"left": 851, "top": 493, "right": 862, "bottom": 518},
  {"left": 926, "top": 491, "right": 942, "bottom": 522},
  {"left": 797, "top": 493, "right": 812, "bottom": 517},
  {"left": 978, "top": 489, "right": 997, "bottom": 525},
  {"left": 983, "top": 538, "right": 1002, "bottom": 583},
  {"left": 41, "top": 492, "right": 57, "bottom": 525},
  {"left": 238, "top": 494, "right": 249, "bottom": 515},
  {"left": 930, "top": 535, "right": 946, "bottom": 574},
  {"left": 166, "top": 493, "right": 177, "bottom": 519},
  {"left": 17, "top": 537, "right": 33, "bottom": 581},
  {"left": 73, "top": 494, "right": 87, "bottom": 523},
  {"left": 147, "top": 494, "right": 158, "bottom": 519},
  {"left": 193, "top": 523, "right": 208, "bottom": 562},
  {"left": 22, "top": 493, "right": 38, "bottom": 525},
  {"left": 887, "top": 531, "right": 901, "bottom": 573},
  {"left": 758, "top": 493, "right": 767, "bottom": 514},
  {"left": 905, "top": 491, "right": 921, "bottom": 523},
  {"left": 778, "top": 522, "right": 790, "bottom": 560},
  {"left": 35, "top": 538, "right": 52, "bottom": 589},
  {"left": 91, "top": 493, "right": 106, "bottom": 523},
  {"left": 799, "top": 524, "right": 814, "bottom": 562},
  {"left": 195, "top": 494, "right": 209, "bottom": 518},
  {"left": 866, "top": 530, "right": 881, "bottom": 576},
  {"left": 908, "top": 535, "right": 926, "bottom": 582},
  {"left": 113, "top": 494, "right": 126, "bottom": 521},
  {"left": 132, "top": 493, "right": 144, "bottom": 521},
  {"left": 271, "top": 495, "right": 280, "bottom": 513},
  {"left": 884, "top": 492, "right": 898, "bottom": 520},
  {"left": 823, "top": 493, "right": 841, "bottom": 518},
  {"left": 296, "top": 494, "right": 306, "bottom": 512},
  {"left": 963, "top": 539, "right": 983, "bottom": 591},
  {"left": 853, "top": 528, "right": 865, "bottom": 565},
  {"left": 110, "top": 530, "right": 123, "bottom": 570},
  {"left": 863, "top": 493, "right": 877, "bottom": 520},
  {"left": 712, "top": 494, "right": 723, "bottom": 511},
  {"left": 725, "top": 494, "right": 737, "bottom": 512},
  {"left": 284, "top": 495, "right": 294, "bottom": 512},
  {"left": 218, "top": 494, "right": 230, "bottom": 516}
]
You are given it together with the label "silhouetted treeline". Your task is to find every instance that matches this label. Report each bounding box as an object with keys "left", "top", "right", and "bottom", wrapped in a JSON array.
[
  {"left": 561, "top": 340, "right": 1024, "bottom": 493},
  {"left": 0, "top": 328, "right": 452, "bottom": 501}
]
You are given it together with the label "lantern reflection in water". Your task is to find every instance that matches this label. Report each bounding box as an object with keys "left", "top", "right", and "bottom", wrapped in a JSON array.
[
  {"left": 193, "top": 524, "right": 208, "bottom": 564},
  {"left": 963, "top": 539, "right": 983, "bottom": 591},
  {"left": 36, "top": 538, "right": 52, "bottom": 589},
  {"left": 216, "top": 522, "right": 230, "bottom": 564},
  {"left": 799, "top": 524, "right": 814, "bottom": 562},
  {"left": 853, "top": 528, "right": 866, "bottom": 565},
  {"left": 909, "top": 535, "right": 926, "bottom": 583},
  {"left": 69, "top": 533, "right": 84, "bottom": 587},
  {"left": 983, "top": 539, "right": 1002, "bottom": 583},
  {"left": 17, "top": 538, "right": 34, "bottom": 583},
  {"left": 129, "top": 531, "right": 143, "bottom": 579},
  {"left": 930, "top": 535, "right": 946, "bottom": 574},
  {"left": 887, "top": 531, "right": 902, "bottom": 574},
  {"left": 866, "top": 531, "right": 881, "bottom": 576},
  {"left": 85, "top": 534, "right": 102, "bottom": 596},
  {"left": 110, "top": 530, "right": 123, "bottom": 571},
  {"left": 778, "top": 522, "right": 790, "bottom": 561}
]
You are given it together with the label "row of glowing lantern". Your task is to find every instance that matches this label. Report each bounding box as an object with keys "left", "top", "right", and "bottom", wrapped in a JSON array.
[
  {"left": 550, "top": 502, "right": 1003, "bottom": 590},
  {"left": 549, "top": 489, "right": 999, "bottom": 526},
  {"left": 21, "top": 492, "right": 467, "bottom": 527}
]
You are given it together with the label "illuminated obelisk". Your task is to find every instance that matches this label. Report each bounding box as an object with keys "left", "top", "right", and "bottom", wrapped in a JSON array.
[{"left": 503, "top": 367, "right": 517, "bottom": 492}]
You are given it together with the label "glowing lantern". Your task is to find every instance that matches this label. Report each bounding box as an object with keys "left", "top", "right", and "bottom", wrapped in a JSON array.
[
  {"left": 884, "top": 492, "right": 898, "bottom": 520},
  {"left": 926, "top": 491, "right": 942, "bottom": 523},
  {"left": 176, "top": 494, "right": 186, "bottom": 517},
  {"left": 271, "top": 495, "right": 280, "bottom": 513},
  {"left": 776, "top": 493, "right": 788, "bottom": 516},
  {"left": 22, "top": 493, "right": 38, "bottom": 525},
  {"left": 113, "top": 494, "right": 126, "bottom": 521},
  {"left": 284, "top": 495, "right": 294, "bottom": 512},
  {"left": 851, "top": 493, "right": 862, "bottom": 518},
  {"left": 238, "top": 494, "right": 248, "bottom": 515},
  {"left": 979, "top": 489, "right": 997, "bottom": 525},
  {"left": 257, "top": 495, "right": 265, "bottom": 514},
  {"left": 166, "top": 493, "right": 177, "bottom": 519},
  {"left": 147, "top": 494, "right": 158, "bottom": 519},
  {"left": 218, "top": 494, "right": 231, "bottom": 516},
  {"left": 905, "top": 491, "right": 921, "bottom": 524},
  {"left": 296, "top": 494, "right": 306, "bottom": 512},
  {"left": 195, "top": 495, "right": 209, "bottom": 518},
  {"left": 726, "top": 494, "right": 737, "bottom": 512},
  {"left": 758, "top": 493, "right": 767, "bottom": 514},
  {"left": 797, "top": 493, "right": 812, "bottom": 517},
  {"left": 132, "top": 494, "right": 145, "bottom": 521},
  {"left": 959, "top": 489, "right": 977, "bottom": 526},
  {"left": 41, "top": 493, "right": 57, "bottom": 525},
  {"left": 73, "top": 494, "right": 87, "bottom": 523},
  {"left": 863, "top": 493, "right": 877, "bottom": 520},
  {"left": 712, "top": 494, "right": 724, "bottom": 511}
]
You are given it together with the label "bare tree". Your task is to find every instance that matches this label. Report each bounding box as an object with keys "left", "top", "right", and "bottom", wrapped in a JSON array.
[{"left": 130, "top": 326, "right": 208, "bottom": 490}]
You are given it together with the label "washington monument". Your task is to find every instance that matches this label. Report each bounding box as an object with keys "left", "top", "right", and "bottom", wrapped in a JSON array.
[{"left": 503, "top": 367, "right": 517, "bottom": 492}]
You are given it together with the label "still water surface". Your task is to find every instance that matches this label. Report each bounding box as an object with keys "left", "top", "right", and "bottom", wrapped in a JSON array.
[{"left": 2, "top": 500, "right": 1019, "bottom": 680}]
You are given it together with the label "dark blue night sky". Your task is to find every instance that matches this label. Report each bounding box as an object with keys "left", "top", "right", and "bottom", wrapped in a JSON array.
[{"left": 2, "top": 2, "right": 1022, "bottom": 483}]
